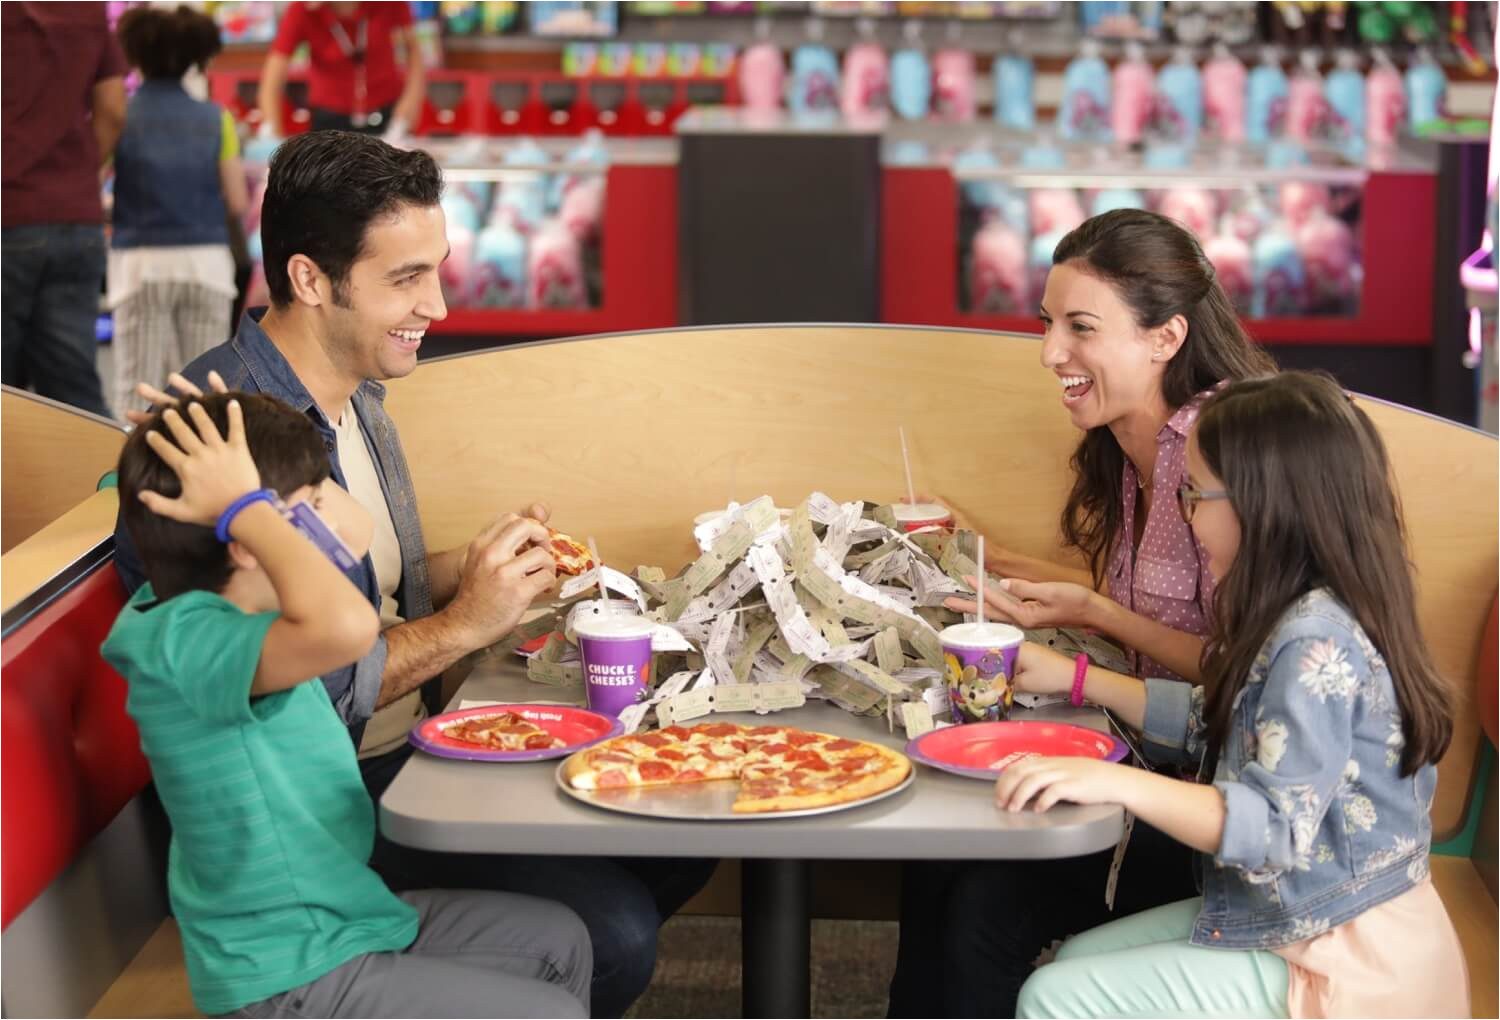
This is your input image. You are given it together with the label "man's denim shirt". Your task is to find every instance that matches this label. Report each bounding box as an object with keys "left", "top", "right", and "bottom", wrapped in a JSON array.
[
  {"left": 112, "top": 309, "right": 435, "bottom": 747},
  {"left": 1141, "top": 589, "right": 1437, "bottom": 949}
]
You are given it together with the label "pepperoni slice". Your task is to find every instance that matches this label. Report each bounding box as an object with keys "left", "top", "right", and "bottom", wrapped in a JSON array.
[
  {"left": 657, "top": 748, "right": 688, "bottom": 762},
  {"left": 823, "top": 739, "right": 859, "bottom": 752},
  {"left": 838, "top": 758, "right": 872, "bottom": 772},
  {"left": 785, "top": 731, "right": 821, "bottom": 747},
  {"left": 523, "top": 732, "right": 557, "bottom": 749},
  {"left": 597, "top": 770, "right": 628, "bottom": 788},
  {"left": 794, "top": 754, "right": 832, "bottom": 772},
  {"left": 731, "top": 739, "right": 750, "bottom": 753},
  {"left": 660, "top": 726, "right": 693, "bottom": 741},
  {"left": 759, "top": 742, "right": 792, "bottom": 757},
  {"left": 677, "top": 769, "right": 706, "bottom": 782},
  {"left": 633, "top": 733, "right": 669, "bottom": 748},
  {"left": 638, "top": 760, "right": 676, "bottom": 782},
  {"left": 700, "top": 723, "right": 740, "bottom": 738},
  {"left": 747, "top": 726, "right": 784, "bottom": 736}
]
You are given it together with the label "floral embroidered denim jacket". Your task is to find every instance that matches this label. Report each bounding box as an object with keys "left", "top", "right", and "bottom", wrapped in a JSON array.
[{"left": 1141, "top": 589, "right": 1436, "bottom": 950}]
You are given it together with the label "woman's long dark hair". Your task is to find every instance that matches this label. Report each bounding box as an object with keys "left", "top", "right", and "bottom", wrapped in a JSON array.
[
  {"left": 1052, "top": 209, "right": 1276, "bottom": 587},
  {"left": 1197, "top": 372, "right": 1453, "bottom": 775}
]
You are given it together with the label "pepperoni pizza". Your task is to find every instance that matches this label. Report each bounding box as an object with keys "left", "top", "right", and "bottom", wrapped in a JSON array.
[{"left": 561, "top": 722, "right": 910, "bottom": 813}]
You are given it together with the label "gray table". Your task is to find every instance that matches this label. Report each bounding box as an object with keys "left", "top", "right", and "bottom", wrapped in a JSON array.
[{"left": 380, "top": 654, "right": 1126, "bottom": 1017}]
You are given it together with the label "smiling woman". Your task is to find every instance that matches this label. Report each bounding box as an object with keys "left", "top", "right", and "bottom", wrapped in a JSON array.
[{"left": 894, "top": 210, "right": 1277, "bottom": 1019}]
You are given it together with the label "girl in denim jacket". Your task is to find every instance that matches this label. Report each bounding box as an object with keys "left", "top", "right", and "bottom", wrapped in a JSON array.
[{"left": 1003, "top": 371, "right": 1467, "bottom": 1018}]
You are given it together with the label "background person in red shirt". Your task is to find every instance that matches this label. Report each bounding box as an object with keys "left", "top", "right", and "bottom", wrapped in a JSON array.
[
  {"left": 1, "top": 2, "right": 127, "bottom": 418},
  {"left": 257, "top": 2, "right": 425, "bottom": 141}
]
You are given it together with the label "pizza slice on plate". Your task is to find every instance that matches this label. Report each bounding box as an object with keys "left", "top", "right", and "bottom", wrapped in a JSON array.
[{"left": 444, "top": 711, "right": 566, "bottom": 752}]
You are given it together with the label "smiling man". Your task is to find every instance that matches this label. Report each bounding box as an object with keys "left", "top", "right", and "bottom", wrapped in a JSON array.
[{"left": 110, "top": 131, "right": 712, "bottom": 1018}]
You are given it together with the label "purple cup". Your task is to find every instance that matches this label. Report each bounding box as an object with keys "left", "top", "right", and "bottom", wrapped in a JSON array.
[
  {"left": 575, "top": 612, "right": 656, "bottom": 718},
  {"left": 941, "top": 621, "right": 1024, "bottom": 724}
]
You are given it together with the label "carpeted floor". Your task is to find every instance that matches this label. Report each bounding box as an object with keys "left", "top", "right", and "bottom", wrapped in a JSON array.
[{"left": 624, "top": 916, "right": 900, "bottom": 1019}]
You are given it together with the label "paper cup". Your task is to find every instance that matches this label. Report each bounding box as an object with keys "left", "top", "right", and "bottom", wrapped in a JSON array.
[
  {"left": 941, "top": 621, "right": 1024, "bottom": 724},
  {"left": 892, "top": 502, "right": 953, "bottom": 533},
  {"left": 575, "top": 611, "right": 656, "bottom": 718}
]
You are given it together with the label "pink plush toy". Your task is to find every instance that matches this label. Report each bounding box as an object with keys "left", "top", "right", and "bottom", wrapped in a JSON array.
[
  {"left": 738, "top": 41, "right": 785, "bottom": 113},
  {"left": 560, "top": 176, "right": 606, "bottom": 243},
  {"left": 933, "top": 48, "right": 977, "bottom": 122},
  {"left": 1278, "top": 180, "right": 1332, "bottom": 231},
  {"left": 1202, "top": 44, "right": 1247, "bottom": 143},
  {"left": 969, "top": 222, "right": 1029, "bottom": 314},
  {"left": 1157, "top": 187, "right": 1217, "bottom": 240},
  {"left": 1110, "top": 42, "right": 1154, "bottom": 145},
  {"left": 1296, "top": 212, "right": 1357, "bottom": 307},
  {"left": 841, "top": 40, "right": 889, "bottom": 118},
  {"left": 440, "top": 224, "right": 476, "bottom": 308},
  {"left": 528, "top": 222, "right": 587, "bottom": 309},
  {"left": 1029, "top": 189, "right": 1086, "bottom": 236},
  {"left": 1284, "top": 51, "right": 1327, "bottom": 142},
  {"left": 1204, "top": 233, "right": 1253, "bottom": 310}
]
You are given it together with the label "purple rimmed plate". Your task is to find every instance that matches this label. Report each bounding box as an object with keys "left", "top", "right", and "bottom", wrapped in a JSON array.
[
  {"left": 905, "top": 721, "right": 1128, "bottom": 781},
  {"left": 409, "top": 704, "right": 623, "bottom": 763}
]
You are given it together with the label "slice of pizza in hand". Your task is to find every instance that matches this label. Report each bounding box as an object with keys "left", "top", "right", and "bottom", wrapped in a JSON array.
[{"left": 546, "top": 527, "right": 596, "bottom": 576}]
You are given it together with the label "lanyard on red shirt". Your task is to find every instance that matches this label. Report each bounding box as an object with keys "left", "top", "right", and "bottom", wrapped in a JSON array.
[{"left": 327, "top": 16, "right": 369, "bottom": 126}]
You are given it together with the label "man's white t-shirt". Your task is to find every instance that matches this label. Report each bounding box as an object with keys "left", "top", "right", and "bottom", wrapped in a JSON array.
[{"left": 335, "top": 400, "right": 425, "bottom": 758}]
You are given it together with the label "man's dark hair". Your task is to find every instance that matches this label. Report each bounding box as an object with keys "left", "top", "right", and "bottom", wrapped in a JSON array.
[
  {"left": 262, "top": 131, "right": 443, "bottom": 308},
  {"left": 118, "top": 392, "right": 331, "bottom": 601},
  {"left": 117, "top": 5, "right": 222, "bottom": 80}
]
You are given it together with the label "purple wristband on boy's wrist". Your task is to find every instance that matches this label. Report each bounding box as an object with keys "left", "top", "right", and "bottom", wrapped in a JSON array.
[
  {"left": 1070, "top": 653, "right": 1090, "bottom": 708},
  {"left": 215, "top": 489, "right": 278, "bottom": 543}
]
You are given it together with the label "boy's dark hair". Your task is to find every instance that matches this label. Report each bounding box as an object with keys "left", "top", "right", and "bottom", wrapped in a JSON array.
[
  {"left": 262, "top": 131, "right": 443, "bottom": 308},
  {"left": 118, "top": 392, "right": 331, "bottom": 601},
  {"left": 117, "top": 5, "right": 222, "bottom": 80}
]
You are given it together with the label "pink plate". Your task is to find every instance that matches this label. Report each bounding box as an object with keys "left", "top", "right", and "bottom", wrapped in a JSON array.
[
  {"left": 515, "top": 632, "right": 563, "bottom": 656},
  {"left": 409, "top": 704, "right": 622, "bottom": 763},
  {"left": 905, "top": 721, "right": 1127, "bottom": 781}
]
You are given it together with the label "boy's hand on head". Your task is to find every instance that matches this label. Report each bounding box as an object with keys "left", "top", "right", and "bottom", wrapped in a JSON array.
[
  {"left": 138, "top": 400, "right": 263, "bottom": 526},
  {"left": 125, "top": 369, "right": 229, "bottom": 426}
]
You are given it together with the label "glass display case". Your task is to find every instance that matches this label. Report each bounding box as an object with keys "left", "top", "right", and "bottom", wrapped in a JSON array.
[{"left": 879, "top": 128, "right": 1439, "bottom": 346}]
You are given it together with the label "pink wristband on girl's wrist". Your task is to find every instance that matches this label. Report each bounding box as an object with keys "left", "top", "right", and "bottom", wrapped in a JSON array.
[{"left": 1070, "top": 653, "right": 1089, "bottom": 707}]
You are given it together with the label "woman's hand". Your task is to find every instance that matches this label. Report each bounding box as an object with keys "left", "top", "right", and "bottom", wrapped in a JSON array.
[
  {"left": 994, "top": 756, "right": 1130, "bottom": 813},
  {"left": 945, "top": 577, "right": 1099, "bottom": 630}
]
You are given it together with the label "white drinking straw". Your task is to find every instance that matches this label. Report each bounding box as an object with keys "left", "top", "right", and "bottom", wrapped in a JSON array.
[
  {"left": 899, "top": 426, "right": 916, "bottom": 508},
  {"left": 976, "top": 534, "right": 986, "bottom": 627},
  {"left": 587, "top": 537, "right": 608, "bottom": 604}
]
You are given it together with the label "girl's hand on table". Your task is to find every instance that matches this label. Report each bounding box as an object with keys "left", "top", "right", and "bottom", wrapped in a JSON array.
[
  {"left": 994, "top": 756, "right": 1131, "bottom": 813},
  {"left": 1009, "top": 642, "right": 1077, "bottom": 696}
]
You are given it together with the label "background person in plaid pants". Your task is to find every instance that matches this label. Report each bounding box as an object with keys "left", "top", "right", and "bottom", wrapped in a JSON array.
[{"left": 108, "top": 6, "right": 248, "bottom": 419}]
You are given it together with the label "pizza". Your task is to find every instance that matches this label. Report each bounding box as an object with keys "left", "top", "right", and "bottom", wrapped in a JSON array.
[
  {"left": 443, "top": 711, "right": 566, "bottom": 752},
  {"left": 547, "top": 527, "right": 596, "bottom": 576},
  {"left": 561, "top": 722, "right": 911, "bottom": 813}
]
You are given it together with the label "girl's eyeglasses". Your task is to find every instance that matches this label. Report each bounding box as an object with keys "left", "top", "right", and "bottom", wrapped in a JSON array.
[{"left": 1177, "top": 483, "right": 1228, "bottom": 523}]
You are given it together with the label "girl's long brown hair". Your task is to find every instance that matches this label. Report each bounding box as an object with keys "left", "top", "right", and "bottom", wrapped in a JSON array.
[
  {"left": 1051, "top": 209, "right": 1276, "bottom": 587},
  {"left": 1196, "top": 372, "right": 1453, "bottom": 775}
]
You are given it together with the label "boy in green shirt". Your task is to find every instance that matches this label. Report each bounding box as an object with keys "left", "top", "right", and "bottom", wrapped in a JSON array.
[{"left": 103, "top": 392, "right": 590, "bottom": 1018}]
